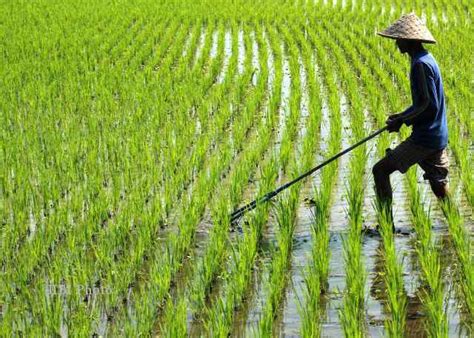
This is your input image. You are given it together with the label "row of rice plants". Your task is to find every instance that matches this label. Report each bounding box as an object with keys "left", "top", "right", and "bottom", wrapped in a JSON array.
[
  {"left": 296, "top": 15, "right": 343, "bottom": 336},
  {"left": 159, "top": 20, "right": 274, "bottom": 334},
  {"left": 440, "top": 199, "right": 474, "bottom": 318},
  {"left": 437, "top": 27, "right": 473, "bottom": 207},
  {"left": 201, "top": 21, "right": 286, "bottom": 337},
  {"left": 405, "top": 165, "right": 448, "bottom": 336},
  {"left": 323, "top": 22, "right": 368, "bottom": 337},
  {"left": 109, "top": 20, "right": 271, "bottom": 336},
  {"left": 355, "top": 9, "right": 467, "bottom": 334},
  {"left": 257, "top": 20, "right": 319, "bottom": 335},
  {"left": 1, "top": 14, "right": 208, "bottom": 295},
  {"left": 324, "top": 13, "right": 408, "bottom": 335},
  {"left": 0, "top": 19, "right": 236, "bottom": 336}
]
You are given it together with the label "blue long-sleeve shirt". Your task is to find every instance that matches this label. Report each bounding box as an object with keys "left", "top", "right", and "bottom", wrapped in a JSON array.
[{"left": 400, "top": 50, "right": 448, "bottom": 150}]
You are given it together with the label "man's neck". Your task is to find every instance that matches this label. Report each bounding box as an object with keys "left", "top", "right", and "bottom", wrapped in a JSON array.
[{"left": 409, "top": 47, "right": 426, "bottom": 59}]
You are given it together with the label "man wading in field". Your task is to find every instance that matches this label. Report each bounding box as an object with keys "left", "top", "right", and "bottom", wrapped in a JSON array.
[{"left": 372, "top": 13, "right": 449, "bottom": 232}]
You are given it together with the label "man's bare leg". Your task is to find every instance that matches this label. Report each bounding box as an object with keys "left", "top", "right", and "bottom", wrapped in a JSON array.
[{"left": 372, "top": 157, "right": 399, "bottom": 231}]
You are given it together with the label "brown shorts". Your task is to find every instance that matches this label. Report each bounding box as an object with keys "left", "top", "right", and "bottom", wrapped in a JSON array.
[{"left": 385, "top": 137, "right": 449, "bottom": 185}]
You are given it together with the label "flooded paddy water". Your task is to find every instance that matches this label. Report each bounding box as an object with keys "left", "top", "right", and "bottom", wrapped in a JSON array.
[{"left": 3, "top": 1, "right": 472, "bottom": 337}]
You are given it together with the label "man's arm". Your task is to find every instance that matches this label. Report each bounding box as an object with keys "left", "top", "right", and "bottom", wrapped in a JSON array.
[
  {"left": 386, "top": 62, "right": 432, "bottom": 132},
  {"left": 399, "top": 62, "right": 432, "bottom": 125}
]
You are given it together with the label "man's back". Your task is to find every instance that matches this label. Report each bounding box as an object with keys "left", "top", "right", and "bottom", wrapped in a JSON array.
[{"left": 408, "top": 51, "right": 448, "bottom": 150}]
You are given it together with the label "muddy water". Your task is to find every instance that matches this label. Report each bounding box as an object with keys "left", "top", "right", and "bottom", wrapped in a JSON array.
[
  {"left": 217, "top": 30, "right": 232, "bottom": 84},
  {"left": 278, "top": 47, "right": 314, "bottom": 335},
  {"left": 237, "top": 29, "right": 245, "bottom": 74},
  {"left": 181, "top": 28, "right": 194, "bottom": 58},
  {"left": 315, "top": 92, "right": 352, "bottom": 337},
  {"left": 209, "top": 30, "right": 219, "bottom": 59},
  {"left": 186, "top": 27, "right": 277, "bottom": 335},
  {"left": 230, "top": 29, "right": 279, "bottom": 335},
  {"left": 296, "top": 55, "right": 310, "bottom": 155},
  {"left": 241, "top": 231, "right": 274, "bottom": 335},
  {"left": 265, "top": 29, "right": 275, "bottom": 97},
  {"left": 280, "top": 188, "right": 313, "bottom": 336},
  {"left": 312, "top": 60, "right": 331, "bottom": 167},
  {"left": 251, "top": 30, "right": 260, "bottom": 86},
  {"left": 193, "top": 25, "right": 206, "bottom": 67},
  {"left": 275, "top": 42, "right": 291, "bottom": 159},
  {"left": 326, "top": 94, "right": 351, "bottom": 234}
]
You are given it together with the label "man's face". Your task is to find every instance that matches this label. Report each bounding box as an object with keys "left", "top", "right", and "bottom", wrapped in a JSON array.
[{"left": 396, "top": 39, "right": 409, "bottom": 54}]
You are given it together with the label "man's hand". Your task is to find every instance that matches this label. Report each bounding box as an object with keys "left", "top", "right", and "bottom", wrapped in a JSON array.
[{"left": 386, "top": 114, "right": 404, "bottom": 133}]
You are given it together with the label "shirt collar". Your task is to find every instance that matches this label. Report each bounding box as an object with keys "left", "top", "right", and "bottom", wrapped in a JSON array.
[{"left": 411, "top": 50, "right": 428, "bottom": 64}]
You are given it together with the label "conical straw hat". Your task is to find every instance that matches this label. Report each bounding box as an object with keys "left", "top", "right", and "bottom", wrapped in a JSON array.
[{"left": 378, "top": 12, "right": 436, "bottom": 44}]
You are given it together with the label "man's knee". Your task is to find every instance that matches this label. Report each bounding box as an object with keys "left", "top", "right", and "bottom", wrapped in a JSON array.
[{"left": 372, "top": 158, "right": 397, "bottom": 179}]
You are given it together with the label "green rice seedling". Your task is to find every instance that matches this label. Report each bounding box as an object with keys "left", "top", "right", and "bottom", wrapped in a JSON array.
[
  {"left": 160, "top": 298, "right": 187, "bottom": 338},
  {"left": 298, "top": 185, "right": 331, "bottom": 337},
  {"left": 375, "top": 200, "right": 407, "bottom": 337},
  {"left": 440, "top": 198, "right": 474, "bottom": 317},
  {"left": 164, "top": 31, "right": 273, "bottom": 327},
  {"left": 405, "top": 167, "right": 448, "bottom": 337},
  {"left": 1, "top": 1, "right": 472, "bottom": 335},
  {"left": 108, "top": 22, "right": 270, "bottom": 336},
  {"left": 339, "top": 161, "right": 367, "bottom": 337}
]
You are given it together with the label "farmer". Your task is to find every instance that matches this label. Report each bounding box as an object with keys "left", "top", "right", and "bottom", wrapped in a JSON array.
[{"left": 372, "top": 13, "right": 449, "bottom": 228}]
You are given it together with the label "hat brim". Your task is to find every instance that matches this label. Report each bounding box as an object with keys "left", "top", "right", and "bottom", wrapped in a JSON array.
[{"left": 377, "top": 32, "right": 437, "bottom": 44}]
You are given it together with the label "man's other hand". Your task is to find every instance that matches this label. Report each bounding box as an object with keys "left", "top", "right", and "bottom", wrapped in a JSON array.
[{"left": 386, "top": 115, "right": 404, "bottom": 133}]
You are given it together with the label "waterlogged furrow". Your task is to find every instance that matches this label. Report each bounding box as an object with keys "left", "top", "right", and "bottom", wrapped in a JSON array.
[
  {"left": 256, "top": 22, "right": 316, "bottom": 336},
  {"left": 300, "top": 14, "right": 344, "bottom": 336},
  {"left": 323, "top": 15, "right": 408, "bottom": 335},
  {"left": 317, "top": 21, "right": 369, "bottom": 337},
  {"left": 280, "top": 21, "right": 324, "bottom": 337},
  {"left": 202, "top": 23, "right": 287, "bottom": 337},
  {"left": 0, "top": 16, "right": 171, "bottom": 266},
  {"left": 102, "top": 28, "right": 266, "bottom": 338},
  {"left": 0, "top": 19, "right": 205, "bottom": 289},
  {"left": 158, "top": 22, "right": 272, "bottom": 335},
  {"left": 0, "top": 21, "right": 235, "bottom": 336}
]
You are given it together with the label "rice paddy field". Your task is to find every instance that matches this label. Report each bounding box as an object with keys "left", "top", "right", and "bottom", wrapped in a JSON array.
[{"left": 1, "top": 0, "right": 473, "bottom": 336}]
